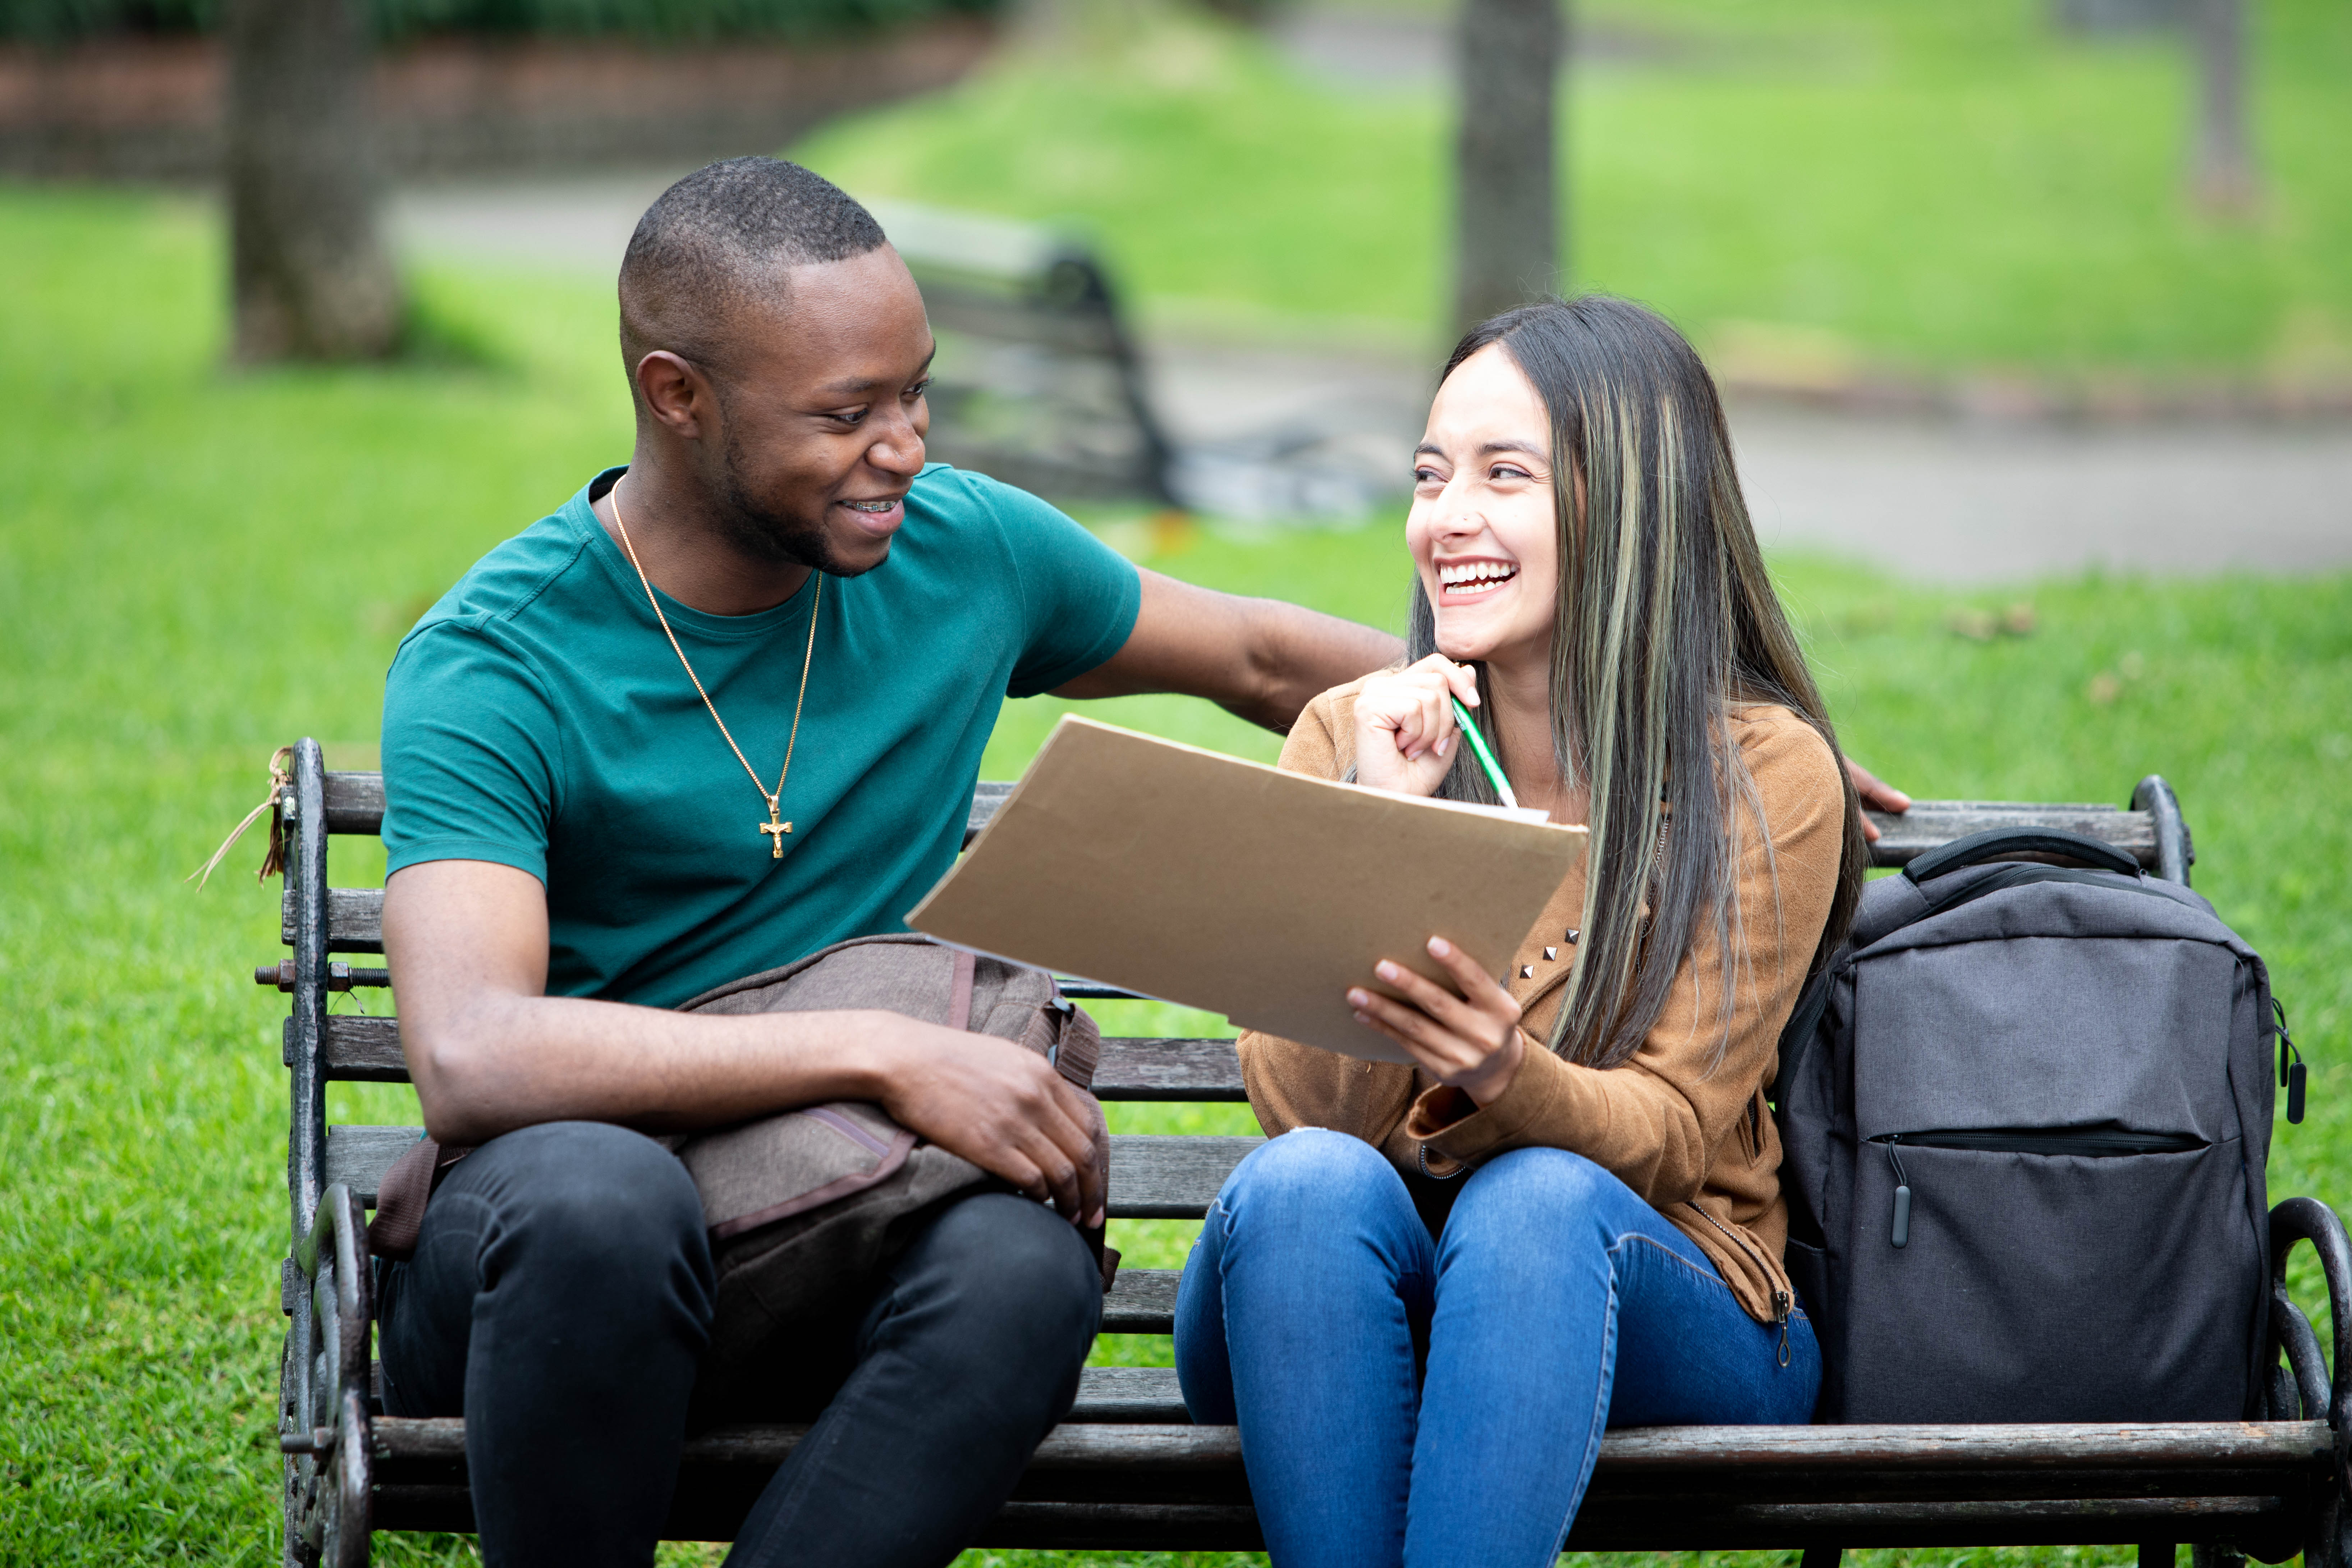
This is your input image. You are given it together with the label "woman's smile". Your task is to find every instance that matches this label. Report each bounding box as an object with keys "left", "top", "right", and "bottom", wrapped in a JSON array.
[{"left": 1435, "top": 555, "right": 1521, "bottom": 604}]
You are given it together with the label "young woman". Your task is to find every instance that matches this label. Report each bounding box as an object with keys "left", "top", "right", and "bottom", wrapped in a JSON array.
[{"left": 1172, "top": 295, "right": 1870, "bottom": 1568}]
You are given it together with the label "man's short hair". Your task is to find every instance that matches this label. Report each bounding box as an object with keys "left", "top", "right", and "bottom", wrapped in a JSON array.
[{"left": 619, "top": 156, "right": 888, "bottom": 383}]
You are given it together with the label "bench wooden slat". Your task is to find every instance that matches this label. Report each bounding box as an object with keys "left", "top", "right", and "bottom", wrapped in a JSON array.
[
  {"left": 1093, "top": 1036, "right": 1246, "bottom": 1100},
  {"left": 1102, "top": 1269, "right": 1176, "bottom": 1335},
  {"left": 370, "top": 1489, "right": 2296, "bottom": 1553},
  {"left": 1106, "top": 1134, "right": 1259, "bottom": 1219},
  {"left": 316, "top": 773, "right": 1016, "bottom": 845},
  {"left": 310, "top": 776, "right": 2166, "bottom": 901},
  {"left": 371, "top": 1410, "right": 2325, "bottom": 1549},
  {"left": 316, "top": 1015, "right": 407, "bottom": 1080},
  {"left": 288, "top": 801, "right": 2169, "bottom": 953},
  {"left": 324, "top": 1125, "right": 423, "bottom": 1200},
  {"left": 1862, "top": 802, "right": 2155, "bottom": 867},
  {"left": 315, "top": 1015, "right": 1248, "bottom": 1100},
  {"left": 286, "top": 885, "right": 386, "bottom": 953},
  {"left": 323, "top": 770, "right": 387, "bottom": 835},
  {"left": 378, "top": 1411, "right": 2330, "bottom": 1471},
  {"left": 324, "top": 1125, "right": 1258, "bottom": 1220},
  {"left": 1066, "top": 1364, "right": 1192, "bottom": 1423}
]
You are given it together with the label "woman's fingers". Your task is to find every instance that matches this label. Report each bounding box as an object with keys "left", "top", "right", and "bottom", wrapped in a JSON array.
[
  {"left": 1349, "top": 987, "right": 1455, "bottom": 1066},
  {"left": 1349, "top": 1004, "right": 1444, "bottom": 1076},
  {"left": 1425, "top": 935, "right": 1517, "bottom": 1011},
  {"left": 1369, "top": 958, "right": 1482, "bottom": 1037},
  {"left": 1442, "top": 659, "right": 1480, "bottom": 707}
]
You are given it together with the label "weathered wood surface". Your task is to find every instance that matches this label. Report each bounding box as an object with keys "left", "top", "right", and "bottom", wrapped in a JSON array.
[
  {"left": 325, "top": 1125, "right": 1258, "bottom": 1219},
  {"left": 319, "top": 775, "right": 2163, "bottom": 871},
  {"left": 1106, "top": 1134, "right": 1260, "bottom": 1219},
  {"left": 373, "top": 1408, "right": 2323, "bottom": 1550},
  {"left": 972, "top": 1502, "right": 1261, "bottom": 1552},
  {"left": 322, "top": 1125, "right": 421, "bottom": 1202},
  {"left": 377, "top": 1412, "right": 2330, "bottom": 1473},
  {"left": 1066, "top": 1365, "right": 1194, "bottom": 1424},
  {"left": 1862, "top": 802, "right": 2155, "bottom": 868},
  {"left": 1102, "top": 1268, "right": 1178, "bottom": 1335},
  {"left": 296, "top": 803, "right": 2164, "bottom": 953},
  {"left": 376, "top": 1485, "right": 2290, "bottom": 1553},
  {"left": 323, "top": 771, "right": 386, "bottom": 835},
  {"left": 1090, "top": 1036, "right": 1244, "bottom": 1101},
  {"left": 314, "top": 1015, "right": 1246, "bottom": 1101},
  {"left": 285, "top": 885, "right": 385, "bottom": 953},
  {"left": 315, "top": 1015, "right": 406, "bottom": 1080},
  {"left": 322, "top": 773, "right": 1013, "bottom": 845}
]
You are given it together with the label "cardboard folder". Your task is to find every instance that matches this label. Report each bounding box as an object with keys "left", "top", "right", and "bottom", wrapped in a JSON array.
[{"left": 906, "top": 716, "right": 1589, "bottom": 1064}]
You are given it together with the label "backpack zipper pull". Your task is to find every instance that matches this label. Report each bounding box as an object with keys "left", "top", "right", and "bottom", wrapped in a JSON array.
[
  {"left": 1773, "top": 1289, "right": 1792, "bottom": 1367},
  {"left": 1885, "top": 1136, "right": 1912, "bottom": 1248},
  {"left": 2276, "top": 999, "right": 2306, "bottom": 1125}
]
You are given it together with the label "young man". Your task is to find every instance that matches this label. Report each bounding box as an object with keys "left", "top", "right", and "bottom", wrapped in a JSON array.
[{"left": 372, "top": 157, "right": 1402, "bottom": 1568}]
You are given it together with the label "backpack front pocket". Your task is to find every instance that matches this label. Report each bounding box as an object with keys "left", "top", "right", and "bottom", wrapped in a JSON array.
[{"left": 1837, "top": 1133, "right": 2259, "bottom": 1424}]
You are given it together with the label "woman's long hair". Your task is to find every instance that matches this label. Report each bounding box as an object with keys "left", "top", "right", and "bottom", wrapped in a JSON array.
[{"left": 1407, "top": 296, "right": 1866, "bottom": 1070}]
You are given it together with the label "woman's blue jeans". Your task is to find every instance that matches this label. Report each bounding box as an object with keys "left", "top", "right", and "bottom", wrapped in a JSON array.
[{"left": 1174, "top": 1128, "right": 1820, "bottom": 1568}]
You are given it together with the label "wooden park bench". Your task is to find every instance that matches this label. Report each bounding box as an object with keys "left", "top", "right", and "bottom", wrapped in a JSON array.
[
  {"left": 261, "top": 736, "right": 2352, "bottom": 1568},
  {"left": 874, "top": 201, "right": 1178, "bottom": 508}
]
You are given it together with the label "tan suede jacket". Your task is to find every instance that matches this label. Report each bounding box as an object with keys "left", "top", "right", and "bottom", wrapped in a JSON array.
[{"left": 1236, "top": 680, "right": 1847, "bottom": 1326}]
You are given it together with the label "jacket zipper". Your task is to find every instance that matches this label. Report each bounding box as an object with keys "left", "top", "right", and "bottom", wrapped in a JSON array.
[
  {"left": 1685, "top": 1201, "right": 1793, "bottom": 1367},
  {"left": 1871, "top": 1128, "right": 2207, "bottom": 1250}
]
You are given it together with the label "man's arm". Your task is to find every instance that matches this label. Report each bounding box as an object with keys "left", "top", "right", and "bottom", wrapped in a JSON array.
[
  {"left": 1050, "top": 568, "right": 1402, "bottom": 732},
  {"left": 1846, "top": 756, "right": 1911, "bottom": 842},
  {"left": 385, "top": 858, "right": 1106, "bottom": 1224}
]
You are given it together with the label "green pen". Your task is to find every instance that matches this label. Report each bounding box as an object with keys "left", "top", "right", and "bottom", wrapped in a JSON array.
[{"left": 1447, "top": 694, "right": 1519, "bottom": 810}]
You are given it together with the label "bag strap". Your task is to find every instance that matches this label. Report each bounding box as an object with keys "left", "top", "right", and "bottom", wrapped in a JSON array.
[
  {"left": 366, "top": 1134, "right": 473, "bottom": 1261},
  {"left": 949, "top": 948, "right": 978, "bottom": 1033},
  {"left": 1053, "top": 1003, "right": 1101, "bottom": 1090}
]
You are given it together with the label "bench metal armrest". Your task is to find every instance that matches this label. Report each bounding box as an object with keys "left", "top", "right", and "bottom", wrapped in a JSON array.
[
  {"left": 284, "top": 1182, "right": 374, "bottom": 1568},
  {"left": 2270, "top": 1197, "right": 2352, "bottom": 1435}
]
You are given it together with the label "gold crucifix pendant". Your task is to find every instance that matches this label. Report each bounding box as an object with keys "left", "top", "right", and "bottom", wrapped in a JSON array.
[{"left": 758, "top": 802, "right": 791, "bottom": 858}]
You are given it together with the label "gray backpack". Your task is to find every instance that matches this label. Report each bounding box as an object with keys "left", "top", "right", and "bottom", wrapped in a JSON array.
[{"left": 1774, "top": 826, "right": 2300, "bottom": 1424}]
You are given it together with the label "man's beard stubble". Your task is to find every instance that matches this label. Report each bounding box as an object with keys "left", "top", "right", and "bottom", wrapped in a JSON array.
[{"left": 716, "top": 427, "right": 885, "bottom": 581}]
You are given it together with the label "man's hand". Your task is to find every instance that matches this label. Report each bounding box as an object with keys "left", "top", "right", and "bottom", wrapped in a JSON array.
[
  {"left": 1353, "top": 654, "right": 1481, "bottom": 798},
  {"left": 1053, "top": 568, "right": 1400, "bottom": 732},
  {"left": 1846, "top": 758, "right": 1911, "bottom": 843},
  {"left": 869, "top": 1017, "right": 1106, "bottom": 1227},
  {"left": 1347, "top": 936, "right": 1527, "bottom": 1107}
]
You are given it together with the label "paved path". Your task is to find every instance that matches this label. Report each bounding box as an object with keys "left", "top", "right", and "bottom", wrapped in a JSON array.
[{"left": 390, "top": 177, "right": 2352, "bottom": 584}]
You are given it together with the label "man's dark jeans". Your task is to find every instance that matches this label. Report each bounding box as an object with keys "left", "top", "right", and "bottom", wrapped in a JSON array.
[{"left": 376, "top": 1121, "right": 1101, "bottom": 1568}]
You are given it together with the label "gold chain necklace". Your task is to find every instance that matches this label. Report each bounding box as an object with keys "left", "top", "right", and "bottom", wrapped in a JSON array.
[{"left": 610, "top": 476, "right": 821, "bottom": 859}]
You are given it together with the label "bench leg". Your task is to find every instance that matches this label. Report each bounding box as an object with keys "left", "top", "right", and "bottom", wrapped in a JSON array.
[
  {"left": 2190, "top": 1546, "right": 2246, "bottom": 1568},
  {"left": 1799, "top": 1548, "right": 1842, "bottom": 1568},
  {"left": 2138, "top": 1542, "right": 2176, "bottom": 1568}
]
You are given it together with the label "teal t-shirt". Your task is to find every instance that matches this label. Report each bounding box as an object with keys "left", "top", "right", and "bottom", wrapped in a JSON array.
[{"left": 382, "top": 463, "right": 1142, "bottom": 1008}]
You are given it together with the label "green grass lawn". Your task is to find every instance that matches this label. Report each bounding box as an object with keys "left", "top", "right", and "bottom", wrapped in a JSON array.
[
  {"left": 790, "top": 0, "right": 2352, "bottom": 380},
  {"left": 4, "top": 188, "right": 2349, "bottom": 1567}
]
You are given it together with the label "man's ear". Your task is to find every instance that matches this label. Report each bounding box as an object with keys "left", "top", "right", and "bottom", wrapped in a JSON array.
[{"left": 635, "top": 350, "right": 718, "bottom": 441}]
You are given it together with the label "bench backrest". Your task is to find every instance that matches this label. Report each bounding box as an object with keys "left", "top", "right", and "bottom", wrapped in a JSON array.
[{"left": 266, "top": 738, "right": 2193, "bottom": 1271}]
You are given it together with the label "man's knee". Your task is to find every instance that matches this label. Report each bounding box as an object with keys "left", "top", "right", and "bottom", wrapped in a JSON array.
[
  {"left": 460, "top": 1122, "right": 710, "bottom": 1291},
  {"left": 891, "top": 1192, "right": 1100, "bottom": 1368},
  {"left": 1220, "top": 1126, "right": 1399, "bottom": 1230}
]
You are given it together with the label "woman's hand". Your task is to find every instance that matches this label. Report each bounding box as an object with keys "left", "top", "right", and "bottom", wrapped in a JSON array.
[
  {"left": 1348, "top": 936, "right": 1526, "bottom": 1106},
  {"left": 1353, "top": 654, "right": 1483, "bottom": 798}
]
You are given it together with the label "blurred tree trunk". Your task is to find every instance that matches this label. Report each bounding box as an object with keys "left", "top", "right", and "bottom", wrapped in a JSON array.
[
  {"left": 2188, "top": 0, "right": 2257, "bottom": 212},
  {"left": 1452, "top": 0, "right": 1560, "bottom": 335},
  {"left": 224, "top": 0, "right": 401, "bottom": 360}
]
